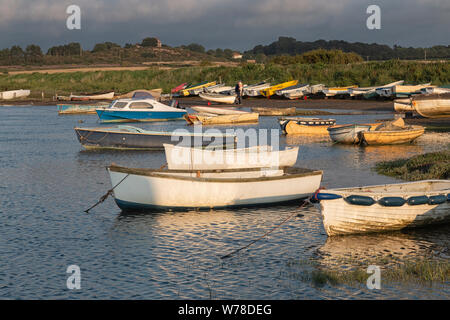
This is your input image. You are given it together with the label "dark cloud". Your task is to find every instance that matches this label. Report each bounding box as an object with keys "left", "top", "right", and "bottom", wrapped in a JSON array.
[{"left": 0, "top": 0, "right": 448, "bottom": 51}]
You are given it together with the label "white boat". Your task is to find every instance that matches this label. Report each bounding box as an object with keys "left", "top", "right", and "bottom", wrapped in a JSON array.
[
  {"left": 108, "top": 164, "right": 323, "bottom": 210},
  {"left": 322, "top": 86, "right": 356, "bottom": 97},
  {"left": 199, "top": 92, "right": 237, "bottom": 104},
  {"left": 315, "top": 180, "right": 450, "bottom": 236},
  {"left": 412, "top": 93, "right": 450, "bottom": 118},
  {"left": 277, "top": 84, "right": 310, "bottom": 99},
  {"left": 309, "top": 84, "right": 326, "bottom": 95},
  {"left": 244, "top": 82, "right": 271, "bottom": 97},
  {"left": 205, "top": 84, "right": 234, "bottom": 94},
  {"left": 0, "top": 89, "right": 30, "bottom": 100},
  {"left": 349, "top": 81, "right": 404, "bottom": 97},
  {"left": 191, "top": 106, "right": 248, "bottom": 115},
  {"left": 164, "top": 144, "right": 299, "bottom": 170},
  {"left": 420, "top": 87, "right": 450, "bottom": 95},
  {"left": 394, "top": 98, "right": 414, "bottom": 113},
  {"left": 70, "top": 92, "right": 115, "bottom": 101}
]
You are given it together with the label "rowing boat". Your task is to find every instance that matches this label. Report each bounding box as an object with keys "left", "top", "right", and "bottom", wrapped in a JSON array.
[
  {"left": 164, "top": 144, "right": 299, "bottom": 170},
  {"left": 199, "top": 92, "right": 237, "bottom": 104},
  {"left": 279, "top": 117, "right": 336, "bottom": 135},
  {"left": 107, "top": 164, "right": 323, "bottom": 210},
  {"left": 360, "top": 125, "right": 425, "bottom": 145},
  {"left": 260, "top": 80, "right": 299, "bottom": 97},
  {"left": 0, "top": 89, "right": 30, "bottom": 100},
  {"left": 58, "top": 103, "right": 109, "bottom": 114},
  {"left": 74, "top": 126, "right": 236, "bottom": 150},
  {"left": 180, "top": 81, "right": 216, "bottom": 96},
  {"left": 184, "top": 112, "right": 259, "bottom": 125},
  {"left": 70, "top": 92, "right": 115, "bottom": 101},
  {"left": 191, "top": 106, "right": 248, "bottom": 115},
  {"left": 412, "top": 93, "right": 450, "bottom": 118},
  {"left": 327, "top": 123, "right": 379, "bottom": 144},
  {"left": 315, "top": 180, "right": 450, "bottom": 236}
]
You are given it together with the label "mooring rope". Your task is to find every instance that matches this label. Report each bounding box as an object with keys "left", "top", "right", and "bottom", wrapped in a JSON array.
[
  {"left": 220, "top": 198, "right": 311, "bottom": 259},
  {"left": 84, "top": 173, "right": 130, "bottom": 213}
]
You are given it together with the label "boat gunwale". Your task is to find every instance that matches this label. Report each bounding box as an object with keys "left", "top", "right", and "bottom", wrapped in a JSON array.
[
  {"left": 362, "top": 125, "right": 425, "bottom": 136},
  {"left": 108, "top": 165, "right": 323, "bottom": 183}
]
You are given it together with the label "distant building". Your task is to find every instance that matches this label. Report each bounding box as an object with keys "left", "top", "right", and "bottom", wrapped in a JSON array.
[
  {"left": 246, "top": 59, "right": 256, "bottom": 64},
  {"left": 232, "top": 52, "right": 243, "bottom": 59},
  {"left": 156, "top": 38, "right": 162, "bottom": 48}
]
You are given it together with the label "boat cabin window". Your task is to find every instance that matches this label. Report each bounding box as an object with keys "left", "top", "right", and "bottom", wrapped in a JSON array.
[
  {"left": 112, "top": 101, "right": 128, "bottom": 109},
  {"left": 129, "top": 102, "right": 154, "bottom": 109}
]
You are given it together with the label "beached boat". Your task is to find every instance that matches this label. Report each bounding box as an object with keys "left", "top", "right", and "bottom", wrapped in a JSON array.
[
  {"left": 74, "top": 125, "right": 236, "bottom": 150},
  {"left": 349, "top": 81, "right": 404, "bottom": 98},
  {"left": 322, "top": 86, "right": 357, "bottom": 97},
  {"left": 180, "top": 81, "right": 216, "bottom": 96},
  {"left": 411, "top": 93, "right": 450, "bottom": 118},
  {"left": 184, "top": 112, "right": 259, "bottom": 125},
  {"left": 117, "top": 89, "right": 162, "bottom": 100},
  {"left": 392, "top": 84, "right": 432, "bottom": 98},
  {"left": 393, "top": 98, "right": 414, "bottom": 113},
  {"left": 199, "top": 92, "right": 237, "bottom": 104},
  {"left": 279, "top": 117, "right": 336, "bottom": 135},
  {"left": 244, "top": 82, "right": 271, "bottom": 97},
  {"left": 164, "top": 144, "right": 299, "bottom": 170},
  {"left": 107, "top": 164, "right": 323, "bottom": 210},
  {"left": 204, "top": 84, "right": 234, "bottom": 94},
  {"left": 360, "top": 125, "right": 425, "bottom": 145},
  {"left": 420, "top": 87, "right": 450, "bottom": 95},
  {"left": 96, "top": 98, "right": 187, "bottom": 123},
  {"left": 58, "top": 103, "right": 109, "bottom": 115},
  {"left": 251, "top": 107, "right": 296, "bottom": 116},
  {"left": 191, "top": 106, "right": 248, "bottom": 115},
  {"left": 171, "top": 83, "right": 189, "bottom": 94},
  {"left": 275, "top": 84, "right": 309, "bottom": 97},
  {"left": 0, "top": 89, "right": 30, "bottom": 100},
  {"left": 327, "top": 123, "right": 379, "bottom": 144},
  {"left": 309, "top": 84, "right": 326, "bottom": 95},
  {"left": 315, "top": 180, "right": 450, "bottom": 236},
  {"left": 70, "top": 92, "right": 115, "bottom": 101},
  {"left": 260, "top": 80, "right": 299, "bottom": 98}
]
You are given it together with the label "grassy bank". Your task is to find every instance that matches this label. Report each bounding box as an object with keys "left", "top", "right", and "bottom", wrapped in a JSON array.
[
  {"left": 1, "top": 60, "right": 449, "bottom": 96},
  {"left": 375, "top": 150, "right": 450, "bottom": 181}
]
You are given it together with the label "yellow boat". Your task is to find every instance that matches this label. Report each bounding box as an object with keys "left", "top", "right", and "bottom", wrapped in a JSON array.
[
  {"left": 280, "top": 117, "right": 336, "bottom": 135},
  {"left": 260, "top": 80, "right": 298, "bottom": 98},
  {"left": 179, "top": 81, "right": 216, "bottom": 96},
  {"left": 184, "top": 112, "right": 259, "bottom": 125},
  {"left": 361, "top": 126, "right": 425, "bottom": 145}
]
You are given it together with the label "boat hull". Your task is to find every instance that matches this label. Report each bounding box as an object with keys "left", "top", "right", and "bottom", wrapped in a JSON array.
[
  {"left": 328, "top": 124, "right": 374, "bottom": 144},
  {"left": 75, "top": 127, "right": 235, "bottom": 150},
  {"left": 108, "top": 166, "right": 323, "bottom": 210},
  {"left": 199, "top": 93, "right": 237, "bottom": 104},
  {"left": 251, "top": 107, "right": 296, "bottom": 116},
  {"left": 96, "top": 109, "right": 186, "bottom": 122},
  {"left": 283, "top": 120, "right": 333, "bottom": 135},
  {"left": 412, "top": 93, "right": 450, "bottom": 118},
  {"left": 361, "top": 126, "right": 425, "bottom": 145},
  {"left": 58, "top": 104, "right": 108, "bottom": 114},
  {"left": 185, "top": 113, "right": 259, "bottom": 125}
]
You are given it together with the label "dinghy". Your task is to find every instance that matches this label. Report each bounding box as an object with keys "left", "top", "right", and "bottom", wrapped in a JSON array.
[
  {"left": 0, "top": 89, "right": 30, "bottom": 100},
  {"left": 279, "top": 117, "right": 336, "bottom": 135},
  {"left": 244, "top": 82, "right": 271, "bottom": 97},
  {"left": 260, "top": 80, "right": 299, "bottom": 98},
  {"left": 164, "top": 144, "right": 299, "bottom": 170},
  {"left": 327, "top": 123, "right": 380, "bottom": 144},
  {"left": 360, "top": 118, "right": 425, "bottom": 145},
  {"left": 180, "top": 81, "right": 216, "bottom": 96},
  {"left": 96, "top": 98, "right": 187, "bottom": 122},
  {"left": 107, "top": 164, "right": 323, "bottom": 210},
  {"left": 412, "top": 93, "right": 450, "bottom": 118},
  {"left": 58, "top": 103, "right": 109, "bottom": 114},
  {"left": 70, "top": 92, "right": 115, "bottom": 101},
  {"left": 315, "top": 180, "right": 450, "bottom": 236},
  {"left": 251, "top": 107, "right": 296, "bottom": 116},
  {"left": 74, "top": 126, "right": 236, "bottom": 150},
  {"left": 184, "top": 112, "right": 259, "bottom": 125},
  {"left": 199, "top": 92, "right": 237, "bottom": 104},
  {"left": 191, "top": 106, "right": 248, "bottom": 115},
  {"left": 322, "top": 86, "right": 357, "bottom": 97}
]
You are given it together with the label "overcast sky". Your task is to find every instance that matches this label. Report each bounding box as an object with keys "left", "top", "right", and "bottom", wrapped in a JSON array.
[{"left": 0, "top": 0, "right": 449, "bottom": 51}]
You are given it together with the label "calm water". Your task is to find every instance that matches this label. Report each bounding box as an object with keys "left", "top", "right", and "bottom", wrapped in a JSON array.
[{"left": 0, "top": 105, "right": 448, "bottom": 299}]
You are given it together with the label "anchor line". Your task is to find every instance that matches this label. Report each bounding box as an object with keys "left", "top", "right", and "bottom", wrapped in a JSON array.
[{"left": 84, "top": 173, "right": 130, "bottom": 213}]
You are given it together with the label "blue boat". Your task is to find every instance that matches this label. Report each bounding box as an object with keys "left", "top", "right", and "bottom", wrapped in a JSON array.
[{"left": 96, "top": 98, "right": 187, "bottom": 123}]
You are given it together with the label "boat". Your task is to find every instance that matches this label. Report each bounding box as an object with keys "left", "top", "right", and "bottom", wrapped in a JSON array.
[
  {"left": 184, "top": 112, "right": 259, "bottom": 125},
  {"left": 117, "top": 89, "right": 162, "bottom": 100},
  {"left": 260, "top": 80, "right": 299, "bottom": 98},
  {"left": 204, "top": 84, "right": 234, "bottom": 94},
  {"left": 70, "top": 92, "right": 115, "bottom": 101},
  {"left": 420, "top": 87, "right": 450, "bottom": 95},
  {"left": 244, "top": 81, "right": 271, "bottom": 97},
  {"left": 251, "top": 107, "right": 296, "bottom": 116},
  {"left": 96, "top": 98, "right": 187, "bottom": 123},
  {"left": 327, "top": 123, "right": 380, "bottom": 144},
  {"left": 164, "top": 144, "right": 299, "bottom": 170},
  {"left": 322, "top": 86, "right": 357, "bottom": 97},
  {"left": 171, "top": 83, "right": 189, "bottom": 94},
  {"left": 392, "top": 83, "right": 432, "bottom": 98},
  {"left": 107, "top": 164, "right": 323, "bottom": 210},
  {"left": 349, "top": 81, "right": 404, "bottom": 98},
  {"left": 279, "top": 117, "right": 336, "bottom": 135},
  {"left": 58, "top": 103, "right": 109, "bottom": 115},
  {"left": 314, "top": 180, "right": 450, "bottom": 236},
  {"left": 199, "top": 92, "right": 237, "bottom": 104},
  {"left": 191, "top": 106, "right": 248, "bottom": 115},
  {"left": 309, "top": 84, "right": 326, "bottom": 95},
  {"left": 0, "top": 89, "right": 30, "bottom": 100},
  {"left": 74, "top": 125, "right": 236, "bottom": 150},
  {"left": 360, "top": 119, "right": 425, "bottom": 145},
  {"left": 393, "top": 98, "right": 414, "bottom": 113},
  {"left": 275, "top": 84, "right": 309, "bottom": 97},
  {"left": 411, "top": 93, "right": 450, "bottom": 118},
  {"left": 180, "top": 81, "right": 216, "bottom": 96}
]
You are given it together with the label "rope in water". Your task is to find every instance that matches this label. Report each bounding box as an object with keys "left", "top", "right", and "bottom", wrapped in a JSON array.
[
  {"left": 220, "top": 198, "right": 311, "bottom": 259},
  {"left": 84, "top": 173, "right": 130, "bottom": 213}
]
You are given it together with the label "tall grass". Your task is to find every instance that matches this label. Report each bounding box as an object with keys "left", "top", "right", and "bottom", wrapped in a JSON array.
[{"left": 0, "top": 60, "right": 449, "bottom": 96}]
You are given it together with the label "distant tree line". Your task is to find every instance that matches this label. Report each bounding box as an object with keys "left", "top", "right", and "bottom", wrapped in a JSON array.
[
  {"left": 270, "top": 49, "right": 363, "bottom": 65},
  {"left": 245, "top": 37, "right": 450, "bottom": 61}
]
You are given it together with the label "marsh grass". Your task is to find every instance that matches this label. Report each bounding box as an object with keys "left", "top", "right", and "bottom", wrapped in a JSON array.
[
  {"left": 0, "top": 60, "right": 449, "bottom": 95},
  {"left": 375, "top": 150, "right": 450, "bottom": 180}
]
